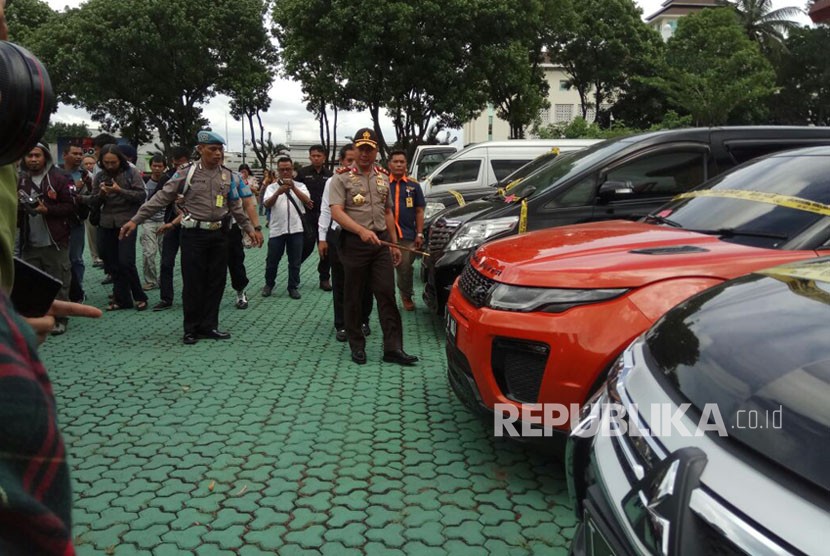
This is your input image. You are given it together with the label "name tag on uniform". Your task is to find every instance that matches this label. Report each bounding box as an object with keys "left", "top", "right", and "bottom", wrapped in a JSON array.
[
  {"left": 406, "top": 197, "right": 414, "bottom": 208},
  {"left": 216, "top": 195, "right": 224, "bottom": 208}
]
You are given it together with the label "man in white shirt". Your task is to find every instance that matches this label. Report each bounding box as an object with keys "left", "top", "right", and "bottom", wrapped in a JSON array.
[
  {"left": 318, "top": 144, "right": 373, "bottom": 341},
  {"left": 262, "top": 157, "right": 311, "bottom": 299}
]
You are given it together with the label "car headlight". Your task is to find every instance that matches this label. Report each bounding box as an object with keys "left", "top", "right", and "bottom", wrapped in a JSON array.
[
  {"left": 485, "top": 284, "right": 628, "bottom": 313},
  {"left": 445, "top": 217, "right": 518, "bottom": 251},
  {"left": 424, "top": 202, "right": 446, "bottom": 220}
]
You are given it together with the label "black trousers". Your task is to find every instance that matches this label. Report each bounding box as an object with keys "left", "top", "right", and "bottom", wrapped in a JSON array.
[
  {"left": 227, "top": 224, "right": 249, "bottom": 292},
  {"left": 310, "top": 210, "right": 330, "bottom": 281},
  {"left": 159, "top": 226, "right": 181, "bottom": 304},
  {"left": 328, "top": 228, "right": 372, "bottom": 330},
  {"left": 100, "top": 227, "right": 147, "bottom": 308},
  {"left": 340, "top": 230, "right": 402, "bottom": 353},
  {"left": 180, "top": 228, "right": 228, "bottom": 335}
]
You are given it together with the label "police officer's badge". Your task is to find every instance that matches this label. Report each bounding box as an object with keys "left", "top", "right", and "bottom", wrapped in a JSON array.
[{"left": 353, "top": 193, "right": 366, "bottom": 206}]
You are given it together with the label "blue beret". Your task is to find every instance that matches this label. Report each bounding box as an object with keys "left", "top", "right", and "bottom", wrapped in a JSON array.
[{"left": 197, "top": 130, "right": 226, "bottom": 145}]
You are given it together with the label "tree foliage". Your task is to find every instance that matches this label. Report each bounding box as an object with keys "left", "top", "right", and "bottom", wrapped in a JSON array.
[
  {"left": 4, "top": 0, "right": 53, "bottom": 45},
  {"left": 41, "top": 121, "right": 91, "bottom": 145},
  {"left": 27, "top": 0, "right": 275, "bottom": 153},
  {"left": 769, "top": 26, "right": 830, "bottom": 125},
  {"left": 648, "top": 8, "right": 775, "bottom": 126},
  {"left": 548, "top": 0, "right": 663, "bottom": 128},
  {"left": 719, "top": 0, "right": 803, "bottom": 57}
]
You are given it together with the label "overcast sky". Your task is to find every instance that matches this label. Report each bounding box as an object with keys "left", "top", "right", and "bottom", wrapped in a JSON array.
[{"left": 41, "top": 0, "right": 811, "bottom": 151}]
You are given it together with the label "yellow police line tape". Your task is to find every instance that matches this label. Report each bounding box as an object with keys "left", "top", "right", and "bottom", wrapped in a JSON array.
[
  {"left": 519, "top": 199, "right": 528, "bottom": 234},
  {"left": 447, "top": 189, "right": 466, "bottom": 207},
  {"left": 760, "top": 264, "right": 830, "bottom": 283},
  {"left": 674, "top": 189, "right": 830, "bottom": 217}
]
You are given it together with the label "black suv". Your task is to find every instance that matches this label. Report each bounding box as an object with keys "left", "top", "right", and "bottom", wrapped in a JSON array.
[{"left": 423, "top": 126, "right": 830, "bottom": 314}]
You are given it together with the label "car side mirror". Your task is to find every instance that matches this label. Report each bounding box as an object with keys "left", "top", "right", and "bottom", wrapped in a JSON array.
[
  {"left": 431, "top": 175, "right": 444, "bottom": 185},
  {"left": 598, "top": 180, "right": 634, "bottom": 203}
]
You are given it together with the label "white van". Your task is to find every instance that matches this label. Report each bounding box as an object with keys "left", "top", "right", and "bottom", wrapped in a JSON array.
[
  {"left": 421, "top": 139, "right": 600, "bottom": 196},
  {"left": 410, "top": 145, "right": 459, "bottom": 182}
]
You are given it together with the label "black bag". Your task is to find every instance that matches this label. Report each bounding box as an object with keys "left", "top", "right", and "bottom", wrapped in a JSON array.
[
  {"left": 88, "top": 204, "right": 101, "bottom": 226},
  {"left": 286, "top": 192, "right": 316, "bottom": 262}
]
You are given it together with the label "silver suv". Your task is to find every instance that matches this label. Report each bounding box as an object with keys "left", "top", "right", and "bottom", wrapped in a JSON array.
[{"left": 567, "top": 259, "right": 830, "bottom": 555}]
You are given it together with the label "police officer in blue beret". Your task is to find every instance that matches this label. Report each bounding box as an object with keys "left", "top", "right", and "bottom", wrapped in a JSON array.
[{"left": 121, "top": 130, "right": 263, "bottom": 344}]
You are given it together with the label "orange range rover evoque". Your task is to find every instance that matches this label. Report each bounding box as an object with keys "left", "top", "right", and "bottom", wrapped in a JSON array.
[{"left": 446, "top": 146, "right": 830, "bottom": 435}]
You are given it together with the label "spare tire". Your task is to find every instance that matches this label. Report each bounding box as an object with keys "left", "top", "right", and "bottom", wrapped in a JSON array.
[{"left": 0, "top": 41, "right": 55, "bottom": 165}]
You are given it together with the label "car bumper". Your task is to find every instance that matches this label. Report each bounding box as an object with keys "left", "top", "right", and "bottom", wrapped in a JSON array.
[
  {"left": 424, "top": 249, "right": 470, "bottom": 314},
  {"left": 445, "top": 285, "right": 652, "bottom": 433}
]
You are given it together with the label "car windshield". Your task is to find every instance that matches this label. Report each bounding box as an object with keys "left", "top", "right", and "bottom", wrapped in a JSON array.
[
  {"left": 643, "top": 268, "right": 830, "bottom": 494},
  {"left": 496, "top": 151, "right": 559, "bottom": 188},
  {"left": 507, "top": 138, "right": 631, "bottom": 198},
  {"left": 655, "top": 154, "right": 830, "bottom": 249}
]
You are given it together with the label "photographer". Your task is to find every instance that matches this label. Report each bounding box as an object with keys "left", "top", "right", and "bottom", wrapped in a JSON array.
[
  {"left": 83, "top": 144, "right": 149, "bottom": 310},
  {"left": 17, "top": 142, "right": 74, "bottom": 335}
]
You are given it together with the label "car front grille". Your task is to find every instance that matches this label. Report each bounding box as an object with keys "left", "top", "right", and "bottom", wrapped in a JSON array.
[
  {"left": 429, "top": 218, "right": 461, "bottom": 257},
  {"left": 458, "top": 264, "right": 497, "bottom": 308},
  {"left": 491, "top": 338, "right": 550, "bottom": 403}
]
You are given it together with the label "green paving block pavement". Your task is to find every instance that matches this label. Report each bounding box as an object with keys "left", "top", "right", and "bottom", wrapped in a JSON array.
[{"left": 40, "top": 232, "right": 575, "bottom": 553}]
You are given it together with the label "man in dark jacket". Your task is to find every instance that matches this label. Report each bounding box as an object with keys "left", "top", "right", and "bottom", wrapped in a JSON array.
[
  {"left": 296, "top": 145, "right": 333, "bottom": 290},
  {"left": 17, "top": 142, "right": 75, "bottom": 334}
]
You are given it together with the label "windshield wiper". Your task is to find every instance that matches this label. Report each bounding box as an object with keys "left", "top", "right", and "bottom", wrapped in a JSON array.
[
  {"left": 688, "top": 228, "right": 789, "bottom": 241},
  {"left": 647, "top": 214, "right": 683, "bottom": 228}
]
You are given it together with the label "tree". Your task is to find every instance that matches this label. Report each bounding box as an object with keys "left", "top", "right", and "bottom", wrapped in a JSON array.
[
  {"left": 548, "top": 0, "right": 663, "bottom": 128},
  {"left": 4, "top": 0, "right": 53, "bottom": 45},
  {"left": 274, "top": 0, "right": 488, "bottom": 157},
  {"left": 41, "top": 122, "right": 91, "bottom": 145},
  {"left": 649, "top": 8, "right": 775, "bottom": 126},
  {"left": 719, "top": 0, "right": 803, "bottom": 56},
  {"left": 257, "top": 135, "right": 289, "bottom": 170},
  {"left": 769, "top": 26, "right": 830, "bottom": 125},
  {"left": 29, "top": 0, "right": 275, "bottom": 152}
]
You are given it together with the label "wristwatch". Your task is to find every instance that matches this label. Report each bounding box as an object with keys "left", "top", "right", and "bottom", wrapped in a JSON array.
[{"left": 416, "top": 232, "right": 425, "bottom": 239}]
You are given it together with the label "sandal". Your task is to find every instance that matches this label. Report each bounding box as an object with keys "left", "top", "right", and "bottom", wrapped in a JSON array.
[
  {"left": 106, "top": 302, "right": 123, "bottom": 311},
  {"left": 135, "top": 301, "right": 148, "bottom": 311}
]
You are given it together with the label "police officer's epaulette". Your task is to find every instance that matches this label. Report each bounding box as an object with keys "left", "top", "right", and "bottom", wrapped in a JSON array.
[
  {"left": 374, "top": 166, "right": 389, "bottom": 176},
  {"left": 336, "top": 166, "right": 353, "bottom": 174}
]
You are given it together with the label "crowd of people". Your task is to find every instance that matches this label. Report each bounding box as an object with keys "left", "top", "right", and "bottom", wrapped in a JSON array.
[{"left": 15, "top": 128, "right": 427, "bottom": 360}]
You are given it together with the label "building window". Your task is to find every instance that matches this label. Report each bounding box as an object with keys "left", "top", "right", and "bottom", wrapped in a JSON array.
[
  {"left": 559, "top": 80, "right": 570, "bottom": 91},
  {"left": 554, "top": 104, "right": 573, "bottom": 123},
  {"left": 579, "top": 106, "right": 596, "bottom": 123},
  {"left": 538, "top": 108, "right": 550, "bottom": 125}
]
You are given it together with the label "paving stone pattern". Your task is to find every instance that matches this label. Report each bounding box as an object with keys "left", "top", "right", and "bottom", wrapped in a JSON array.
[{"left": 40, "top": 229, "right": 575, "bottom": 555}]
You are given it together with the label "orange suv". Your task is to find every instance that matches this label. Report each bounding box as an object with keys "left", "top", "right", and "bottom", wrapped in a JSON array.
[{"left": 446, "top": 146, "right": 830, "bottom": 435}]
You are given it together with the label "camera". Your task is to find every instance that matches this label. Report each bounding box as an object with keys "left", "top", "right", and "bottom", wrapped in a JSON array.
[
  {"left": 17, "top": 188, "right": 41, "bottom": 215},
  {"left": 0, "top": 40, "right": 56, "bottom": 165}
]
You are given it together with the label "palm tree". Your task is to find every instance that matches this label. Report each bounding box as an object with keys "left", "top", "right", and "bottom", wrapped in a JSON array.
[{"left": 719, "top": 0, "right": 804, "bottom": 54}]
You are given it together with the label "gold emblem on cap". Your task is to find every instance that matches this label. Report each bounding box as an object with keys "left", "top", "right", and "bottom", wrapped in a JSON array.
[
  {"left": 362, "top": 130, "right": 371, "bottom": 140},
  {"left": 353, "top": 193, "right": 366, "bottom": 206}
]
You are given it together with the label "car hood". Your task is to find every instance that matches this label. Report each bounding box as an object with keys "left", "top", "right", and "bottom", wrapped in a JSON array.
[{"left": 473, "top": 220, "right": 816, "bottom": 288}]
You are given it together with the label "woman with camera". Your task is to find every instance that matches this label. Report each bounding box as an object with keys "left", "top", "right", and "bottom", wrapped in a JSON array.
[{"left": 83, "top": 144, "right": 149, "bottom": 310}]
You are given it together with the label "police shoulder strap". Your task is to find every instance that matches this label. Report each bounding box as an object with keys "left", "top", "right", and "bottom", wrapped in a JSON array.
[{"left": 179, "top": 163, "right": 199, "bottom": 196}]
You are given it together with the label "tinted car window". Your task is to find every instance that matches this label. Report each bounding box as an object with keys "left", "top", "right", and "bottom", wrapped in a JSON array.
[
  {"left": 417, "top": 151, "right": 455, "bottom": 180},
  {"left": 504, "top": 139, "right": 629, "bottom": 199},
  {"left": 644, "top": 271, "right": 830, "bottom": 493},
  {"left": 659, "top": 154, "right": 830, "bottom": 248},
  {"left": 606, "top": 150, "right": 706, "bottom": 197},
  {"left": 432, "top": 159, "right": 481, "bottom": 185},
  {"left": 491, "top": 159, "right": 531, "bottom": 181}
]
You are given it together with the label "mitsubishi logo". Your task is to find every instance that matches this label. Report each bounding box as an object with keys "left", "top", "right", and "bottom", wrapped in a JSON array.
[{"left": 622, "top": 447, "right": 707, "bottom": 555}]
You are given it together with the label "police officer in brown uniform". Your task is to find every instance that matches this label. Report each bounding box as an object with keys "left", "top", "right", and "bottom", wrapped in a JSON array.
[
  {"left": 329, "top": 128, "right": 418, "bottom": 365},
  {"left": 120, "top": 130, "right": 262, "bottom": 344}
]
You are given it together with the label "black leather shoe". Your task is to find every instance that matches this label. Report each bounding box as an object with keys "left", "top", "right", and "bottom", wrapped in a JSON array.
[
  {"left": 351, "top": 350, "right": 367, "bottom": 365},
  {"left": 361, "top": 323, "right": 371, "bottom": 336},
  {"left": 198, "top": 329, "right": 231, "bottom": 340},
  {"left": 288, "top": 288, "right": 302, "bottom": 300},
  {"left": 182, "top": 333, "right": 198, "bottom": 345},
  {"left": 101, "top": 275, "right": 113, "bottom": 285},
  {"left": 336, "top": 328, "right": 347, "bottom": 342},
  {"left": 153, "top": 300, "right": 172, "bottom": 312},
  {"left": 320, "top": 279, "right": 332, "bottom": 292},
  {"left": 383, "top": 350, "right": 419, "bottom": 365}
]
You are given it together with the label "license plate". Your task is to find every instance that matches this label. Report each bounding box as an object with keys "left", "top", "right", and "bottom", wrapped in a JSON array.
[
  {"left": 446, "top": 313, "right": 457, "bottom": 342},
  {"left": 585, "top": 513, "right": 615, "bottom": 556}
]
